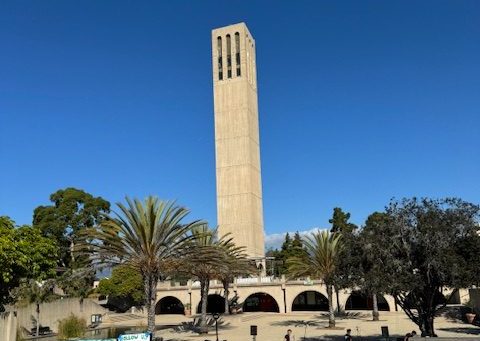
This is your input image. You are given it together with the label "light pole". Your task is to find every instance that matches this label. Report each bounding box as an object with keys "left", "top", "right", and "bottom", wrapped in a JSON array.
[{"left": 212, "top": 313, "right": 220, "bottom": 341}]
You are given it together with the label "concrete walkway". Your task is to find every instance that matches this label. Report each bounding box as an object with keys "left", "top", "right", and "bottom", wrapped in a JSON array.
[{"left": 141, "top": 311, "right": 480, "bottom": 341}]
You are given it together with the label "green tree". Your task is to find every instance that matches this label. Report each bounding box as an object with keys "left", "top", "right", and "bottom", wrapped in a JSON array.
[
  {"left": 287, "top": 231, "right": 343, "bottom": 327},
  {"left": 290, "top": 232, "right": 308, "bottom": 259},
  {"left": 329, "top": 207, "right": 357, "bottom": 234},
  {"left": 14, "top": 279, "right": 57, "bottom": 337},
  {"left": 331, "top": 230, "right": 361, "bottom": 313},
  {"left": 329, "top": 208, "right": 359, "bottom": 313},
  {"left": 273, "top": 233, "right": 293, "bottom": 275},
  {"left": 281, "top": 232, "right": 292, "bottom": 253},
  {"left": 269, "top": 232, "right": 308, "bottom": 276},
  {"left": 359, "top": 212, "right": 393, "bottom": 321},
  {"left": 97, "top": 265, "right": 145, "bottom": 309},
  {"left": 0, "top": 217, "right": 58, "bottom": 310},
  {"left": 15, "top": 225, "right": 59, "bottom": 280},
  {"left": 78, "top": 196, "right": 202, "bottom": 333},
  {"left": 33, "top": 187, "right": 110, "bottom": 269},
  {"left": 373, "top": 198, "right": 480, "bottom": 336},
  {"left": 0, "top": 217, "right": 22, "bottom": 309}
]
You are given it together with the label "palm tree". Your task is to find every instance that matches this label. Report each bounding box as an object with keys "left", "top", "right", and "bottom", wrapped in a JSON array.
[
  {"left": 180, "top": 225, "right": 235, "bottom": 333},
  {"left": 78, "top": 196, "right": 202, "bottom": 333},
  {"left": 15, "top": 279, "right": 56, "bottom": 337},
  {"left": 216, "top": 242, "right": 253, "bottom": 314},
  {"left": 287, "top": 230, "right": 343, "bottom": 328}
]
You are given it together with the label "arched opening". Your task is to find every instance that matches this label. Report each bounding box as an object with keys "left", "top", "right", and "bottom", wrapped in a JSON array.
[
  {"left": 292, "top": 291, "right": 329, "bottom": 311},
  {"left": 196, "top": 294, "right": 226, "bottom": 314},
  {"left": 243, "top": 292, "right": 280, "bottom": 313},
  {"left": 345, "top": 291, "right": 390, "bottom": 311},
  {"left": 155, "top": 296, "right": 184, "bottom": 315}
]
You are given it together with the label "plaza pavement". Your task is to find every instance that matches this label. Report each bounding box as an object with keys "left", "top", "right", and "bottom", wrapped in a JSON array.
[{"left": 107, "top": 311, "right": 480, "bottom": 341}]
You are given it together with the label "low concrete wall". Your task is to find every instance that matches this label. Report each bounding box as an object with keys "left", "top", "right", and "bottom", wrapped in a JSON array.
[
  {"left": 0, "top": 311, "right": 18, "bottom": 341},
  {"left": 16, "top": 297, "right": 107, "bottom": 333}
]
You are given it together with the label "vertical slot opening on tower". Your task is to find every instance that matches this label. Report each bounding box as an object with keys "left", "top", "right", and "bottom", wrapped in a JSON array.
[
  {"left": 235, "top": 32, "right": 241, "bottom": 77},
  {"left": 217, "top": 36, "right": 223, "bottom": 80},
  {"left": 226, "top": 34, "right": 232, "bottom": 78}
]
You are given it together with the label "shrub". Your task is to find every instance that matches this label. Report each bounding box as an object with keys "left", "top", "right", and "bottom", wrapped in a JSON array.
[{"left": 57, "top": 314, "right": 86, "bottom": 340}]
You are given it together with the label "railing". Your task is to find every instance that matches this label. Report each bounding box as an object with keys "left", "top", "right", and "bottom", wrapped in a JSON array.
[
  {"left": 236, "top": 276, "right": 274, "bottom": 284},
  {"left": 155, "top": 276, "right": 328, "bottom": 290}
]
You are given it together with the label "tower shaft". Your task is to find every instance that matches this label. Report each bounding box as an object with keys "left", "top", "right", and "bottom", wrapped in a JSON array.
[{"left": 212, "top": 23, "right": 264, "bottom": 257}]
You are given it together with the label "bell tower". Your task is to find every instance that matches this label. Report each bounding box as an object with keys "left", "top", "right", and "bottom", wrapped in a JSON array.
[{"left": 212, "top": 23, "right": 264, "bottom": 258}]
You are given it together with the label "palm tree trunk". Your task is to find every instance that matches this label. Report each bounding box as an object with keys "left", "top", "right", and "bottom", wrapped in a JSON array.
[
  {"left": 327, "top": 284, "right": 335, "bottom": 328},
  {"left": 372, "top": 292, "right": 379, "bottom": 321},
  {"left": 199, "top": 278, "right": 210, "bottom": 334},
  {"left": 223, "top": 281, "right": 230, "bottom": 315},
  {"left": 36, "top": 303, "right": 40, "bottom": 337},
  {"left": 335, "top": 285, "right": 341, "bottom": 313},
  {"left": 144, "top": 274, "right": 158, "bottom": 334}
]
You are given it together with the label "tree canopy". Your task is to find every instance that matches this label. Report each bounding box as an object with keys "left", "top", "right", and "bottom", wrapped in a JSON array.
[
  {"left": 364, "top": 198, "right": 480, "bottom": 336},
  {"left": 178, "top": 225, "right": 243, "bottom": 332},
  {"left": 78, "top": 196, "right": 202, "bottom": 333},
  {"left": 0, "top": 216, "right": 58, "bottom": 310},
  {"left": 97, "top": 265, "right": 145, "bottom": 310},
  {"left": 33, "top": 187, "right": 110, "bottom": 269},
  {"left": 287, "top": 230, "right": 343, "bottom": 327},
  {"left": 266, "top": 231, "right": 307, "bottom": 275},
  {"left": 329, "top": 207, "right": 357, "bottom": 234}
]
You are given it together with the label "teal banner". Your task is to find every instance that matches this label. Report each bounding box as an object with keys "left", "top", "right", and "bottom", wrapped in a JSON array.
[{"left": 118, "top": 332, "right": 151, "bottom": 341}]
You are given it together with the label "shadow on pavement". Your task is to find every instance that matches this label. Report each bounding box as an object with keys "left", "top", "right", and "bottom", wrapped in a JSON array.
[
  {"left": 315, "top": 312, "right": 368, "bottom": 320},
  {"left": 271, "top": 319, "right": 325, "bottom": 327},
  {"left": 437, "top": 327, "right": 480, "bottom": 335}
]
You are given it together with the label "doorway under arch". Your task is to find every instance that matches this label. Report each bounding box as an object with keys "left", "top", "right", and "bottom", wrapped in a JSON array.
[
  {"left": 155, "top": 296, "right": 184, "bottom": 314},
  {"left": 243, "top": 292, "right": 280, "bottom": 312},
  {"left": 197, "top": 294, "right": 226, "bottom": 314},
  {"left": 345, "top": 291, "right": 390, "bottom": 311},
  {"left": 292, "top": 291, "right": 329, "bottom": 311}
]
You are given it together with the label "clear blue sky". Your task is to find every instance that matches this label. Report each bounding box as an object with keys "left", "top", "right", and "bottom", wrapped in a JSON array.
[{"left": 1, "top": 1, "right": 479, "bottom": 237}]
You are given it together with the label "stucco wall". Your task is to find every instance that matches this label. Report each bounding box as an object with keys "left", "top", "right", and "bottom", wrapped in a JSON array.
[
  {"left": 155, "top": 279, "right": 400, "bottom": 314},
  {"left": 0, "top": 311, "right": 18, "bottom": 341},
  {"left": 15, "top": 297, "right": 107, "bottom": 333}
]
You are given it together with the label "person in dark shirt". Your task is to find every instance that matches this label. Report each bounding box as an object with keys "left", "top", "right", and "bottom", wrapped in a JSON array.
[
  {"left": 284, "top": 329, "right": 294, "bottom": 341},
  {"left": 404, "top": 330, "right": 417, "bottom": 340},
  {"left": 344, "top": 328, "right": 353, "bottom": 341}
]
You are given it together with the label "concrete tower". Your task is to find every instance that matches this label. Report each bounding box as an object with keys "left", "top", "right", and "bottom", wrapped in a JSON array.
[{"left": 212, "top": 23, "right": 264, "bottom": 258}]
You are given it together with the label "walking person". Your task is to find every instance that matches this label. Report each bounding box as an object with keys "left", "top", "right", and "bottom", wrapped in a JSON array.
[{"left": 284, "top": 328, "right": 295, "bottom": 341}]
